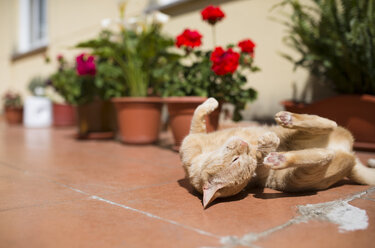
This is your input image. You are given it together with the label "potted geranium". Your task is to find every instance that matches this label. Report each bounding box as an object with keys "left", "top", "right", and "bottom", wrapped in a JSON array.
[
  {"left": 49, "top": 52, "right": 118, "bottom": 138},
  {"left": 74, "top": 53, "right": 118, "bottom": 139},
  {"left": 76, "top": 12, "right": 175, "bottom": 144},
  {"left": 2, "top": 91, "right": 23, "bottom": 124},
  {"left": 277, "top": 0, "right": 375, "bottom": 150},
  {"left": 158, "top": 5, "right": 259, "bottom": 149}
]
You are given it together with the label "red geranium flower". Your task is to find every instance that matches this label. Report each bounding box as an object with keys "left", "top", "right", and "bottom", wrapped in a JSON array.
[
  {"left": 76, "top": 53, "right": 96, "bottom": 76},
  {"left": 238, "top": 39, "right": 256, "bottom": 56},
  {"left": 176, "top": 29, "right": 202, "bottom": 49},
  {"left": 210, "top": 47, "right": 240, "bottom": 75},
  {"left": 201, "top": 5, "right": 225, "bottom": 25}
]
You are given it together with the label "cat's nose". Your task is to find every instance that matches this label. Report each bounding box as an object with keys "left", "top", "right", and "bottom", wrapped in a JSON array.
[
  {"left": 240, "top": 140, "right": 248, "bottom": 148},
  {"left": 239, "top": 140, "right": 249, "bottom": 153}
]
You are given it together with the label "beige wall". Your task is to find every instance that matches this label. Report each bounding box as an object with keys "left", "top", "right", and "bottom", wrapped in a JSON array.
[{"left": 0, "top": 0, "right": 309, "bottom": 120}]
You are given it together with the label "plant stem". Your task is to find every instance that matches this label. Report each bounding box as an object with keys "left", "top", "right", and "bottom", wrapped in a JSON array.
[{"left": 212, "top": 25, "right": 216, "bottom": 48}]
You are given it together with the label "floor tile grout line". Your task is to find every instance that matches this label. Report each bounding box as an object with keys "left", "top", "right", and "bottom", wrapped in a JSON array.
[
  {"left": 0, "top": 160, "right": 221, "bottom": 240},
  {"left": 90, "top": 195, "right": 221, "bottom": 239},
  {"left": 52, "top": 178, "right": 222, "bottom": 239}
]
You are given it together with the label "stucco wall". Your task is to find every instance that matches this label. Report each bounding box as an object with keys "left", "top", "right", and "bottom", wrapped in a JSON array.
[{"left": 0, "top": 0, "right": 309, "bottom": 119}]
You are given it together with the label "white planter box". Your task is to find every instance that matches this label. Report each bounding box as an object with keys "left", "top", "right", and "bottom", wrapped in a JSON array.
[{"left": 23, "top": 96, "right": 52, "bottom": 128}]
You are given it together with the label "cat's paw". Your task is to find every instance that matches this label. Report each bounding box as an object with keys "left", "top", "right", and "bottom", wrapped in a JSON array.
[
  {"left": 258, "top": 132, "right": 280, "bottom": 150},
  {"left": 275, "top": 111, "right": 293, "bottom": 128},
  {"left": 263, "top": 152, "right": 287, "bottom": 169}
]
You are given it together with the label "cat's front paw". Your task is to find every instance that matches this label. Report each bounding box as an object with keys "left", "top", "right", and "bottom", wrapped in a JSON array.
[
  {"left": 258, "top": 132, "right": 280, "bottom": 150},
  {"left": 263, "top": 152, "right": 287, "bottom": 169},
  {"left": 275, "top": 111, "right": 293, "bottom": 128}
]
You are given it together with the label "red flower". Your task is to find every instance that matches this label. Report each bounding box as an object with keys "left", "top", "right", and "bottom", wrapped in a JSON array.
[
  {"left": 76, "top": 53, "right": 96, "bottom": 76},
  {"left": 238, "top": 39, "right": 256, "bottom": 55},
  {"left": 201, "top": 5, "right": 225, "bottom": 25},
  {"left": 210, "top": 47, "right": 240, "bottom": 75},
  {"left": 176, "top": 29, "right": 202, "bottom": 49},
  {"left": 57, "top": 54, "right": 64, "bottom": 61}
]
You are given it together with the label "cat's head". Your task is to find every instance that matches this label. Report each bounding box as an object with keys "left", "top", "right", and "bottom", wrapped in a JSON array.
[{"left": 199, "top": 136, "right": 257, "bottom": 208}]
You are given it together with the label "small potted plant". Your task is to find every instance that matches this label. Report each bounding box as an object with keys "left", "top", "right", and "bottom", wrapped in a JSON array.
[
  {"left": 76, "top": 12, "right": 174, "bottom": 144},
  {"left": 277, "top": 0, "right": 375, "bottom": 150},
  {"left": 48, "top": 54, "right": 77, "bottom": 127},
  {"left": 158, "top": 5, "right": 259, "bottom": 149},
  {"left": 23, "top": 76, "right": 53, "bottom": 128},
  {"left": 2, "top": 91, "right": 23, "bottom": 124}
]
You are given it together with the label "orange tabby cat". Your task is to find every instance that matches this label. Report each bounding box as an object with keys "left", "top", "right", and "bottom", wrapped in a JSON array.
[{"left": 180, "top": 98, "right": 375, "bottom": 208}]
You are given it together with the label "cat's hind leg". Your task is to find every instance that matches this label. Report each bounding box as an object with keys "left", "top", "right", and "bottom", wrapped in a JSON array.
[
  {"left": 266, "top": 150, "right": 356, "bottom": 192},
  {"left": 263, "top": 148, "right": 334, "bottom": 170},
  {"left": 275, "top": 111, "right": 337, "bottom": 134},
  {"left": 190, "top": 98, "right": 219, "bottom": 134}
]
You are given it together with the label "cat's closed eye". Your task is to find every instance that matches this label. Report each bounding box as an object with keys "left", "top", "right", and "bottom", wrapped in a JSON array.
[{"left": 232, "top": 157, "right": 239, "bottom": 163}]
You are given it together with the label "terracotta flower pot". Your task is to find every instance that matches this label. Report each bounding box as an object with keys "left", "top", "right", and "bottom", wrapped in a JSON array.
[
  {"left": 282, "top": 94, "right": 375, "bottom": 151},
  {"left": 112, "top": 97, "right": 163, "bottom": 144},
  {"left": 165, "top": 97, "right": 221, "bottom": 150},
  {"left": 53, "top": 103, "right": 76, "bottom": 127},
  {"left": 76, "top": 100, "right": 116, "bottom": 139},
  {"left": 4, "top": 107, "right": 23, "bottom": 124}
]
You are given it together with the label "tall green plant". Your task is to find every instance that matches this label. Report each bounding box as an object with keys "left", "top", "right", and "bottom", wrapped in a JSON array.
[
  {"left": 277, "top": 0, "right": 375, "bottom": 95},
  {"left": 76, "top": 23, "right": 175, "bottom": 97}
]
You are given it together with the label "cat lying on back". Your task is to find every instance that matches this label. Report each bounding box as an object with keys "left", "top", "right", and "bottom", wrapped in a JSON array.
[{"left": 180, "top": 98, "right": 375, "bottom": 208}]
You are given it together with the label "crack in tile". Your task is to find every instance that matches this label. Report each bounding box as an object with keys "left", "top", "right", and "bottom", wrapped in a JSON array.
[{"left": 220, "top": 187, "right": 375, "bottom": 248}]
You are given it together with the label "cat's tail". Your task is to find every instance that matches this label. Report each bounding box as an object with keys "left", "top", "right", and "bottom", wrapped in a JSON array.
[
  {"left": 348, "top": 158, "right": 375, "bottom": 185},
  {"left": 190, "top": 98, "right": 219, "bottom": 134}
]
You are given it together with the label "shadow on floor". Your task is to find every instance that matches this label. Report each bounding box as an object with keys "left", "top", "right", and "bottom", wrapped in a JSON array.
[{"left": 177, "top": 178, "right": 363, "bottom": 208}]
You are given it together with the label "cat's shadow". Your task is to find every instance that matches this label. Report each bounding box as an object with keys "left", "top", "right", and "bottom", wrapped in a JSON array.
[{"left": 177, "top": 178, "right": 357, "bottom": 208}]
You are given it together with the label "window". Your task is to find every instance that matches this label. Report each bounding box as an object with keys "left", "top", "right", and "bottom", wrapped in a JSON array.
[{"left": 18, "top": 0, "right": 47, "bottom": 53}]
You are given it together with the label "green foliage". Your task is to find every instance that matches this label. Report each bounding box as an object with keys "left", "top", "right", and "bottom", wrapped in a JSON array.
[
  {"left": 49, "top": 58, "right": 94, "bottom": 105},
  {"left": 277, "top": 0, "right": 375, "bottom": 95},
  {"left": 156, "top": 49, "right": 259, "bottom": 121},
  {"left": 76, "top": 24, "right": 175, "bottom": 97},
  {"left": 28, "top": 76, "right": 47, "bottom": 96},
  {"left": 2, "top": 91, "right": 22, "bottom": 108},
  {"left": 50, "top": 68, "right": 77, "bottom": 104}
]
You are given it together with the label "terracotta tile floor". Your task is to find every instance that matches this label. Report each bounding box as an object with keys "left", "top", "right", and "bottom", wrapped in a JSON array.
[{"left": 0, "top": 122, "right": 374, "bottom": 248}]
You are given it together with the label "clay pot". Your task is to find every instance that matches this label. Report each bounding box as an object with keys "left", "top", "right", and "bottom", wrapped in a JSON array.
[
  {"left": 282, "top": 94, "right": 375, "bottom": 151},
  {"left": 76, "top": 100, "right": 116, "bottom": 139},
  {"left": 165, "top": 97, "right": 221, "bottom": 150},
  {"left": 53, "top": 103, "right": 76, "bottom": 127},
  {"left": 112, "top": 97, "right": 163, "bottom": 144},
  {"left": 4, "top": 107, "right": 23, "bottom": 124}
]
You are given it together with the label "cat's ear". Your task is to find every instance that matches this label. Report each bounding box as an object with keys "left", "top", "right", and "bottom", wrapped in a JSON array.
[{"left": 203, "top": 182, "right": 224, "bottom": 208}]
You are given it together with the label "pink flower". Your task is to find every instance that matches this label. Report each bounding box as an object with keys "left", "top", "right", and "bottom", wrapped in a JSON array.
[
  {"left": 210, "top": 47, "right": 240, "bottom": 75},
  {"left": 57, "top": 54, "right": 64, "bottom": 61},
  {"left": 76, "top": 53, "right": 96, "bottom": 76},
  {"left": 176, "top": 29, "right": 203, "bottom": 49}
]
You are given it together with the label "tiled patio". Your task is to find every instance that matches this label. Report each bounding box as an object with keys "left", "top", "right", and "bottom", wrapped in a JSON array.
[{"left": 0, "top": 121, "right": 374, "bottom": 248}]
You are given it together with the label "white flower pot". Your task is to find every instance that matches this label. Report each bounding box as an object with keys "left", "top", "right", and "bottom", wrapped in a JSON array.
[{"left": 23, "top": 96, "right": 52, "bottom": 128}]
